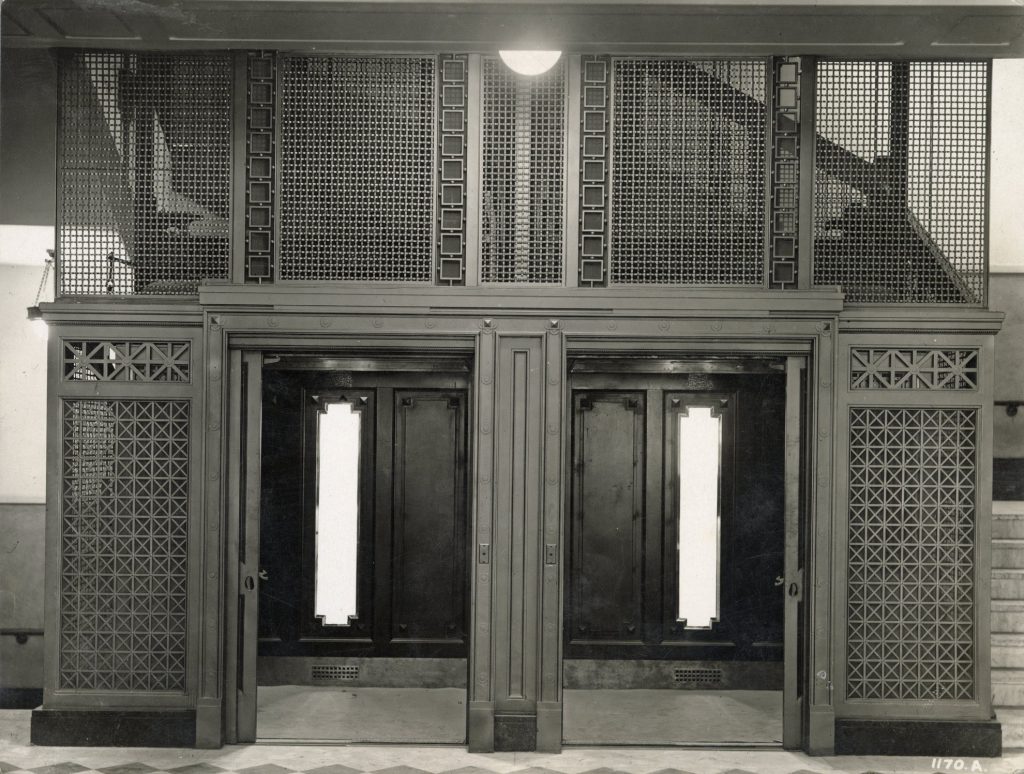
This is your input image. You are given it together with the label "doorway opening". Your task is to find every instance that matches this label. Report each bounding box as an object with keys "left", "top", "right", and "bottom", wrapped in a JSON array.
[
  {"left": 561, "top": 356, "right": 805, "bottom": 747},
  {"left": 238, "top": 353, "right": 473, "bottom": 744}
]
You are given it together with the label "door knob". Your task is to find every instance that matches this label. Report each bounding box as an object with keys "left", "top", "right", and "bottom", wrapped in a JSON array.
[
  {"left": 788, "top": 582, "right": 799, "bottom": 597},
  {"left": 244, "top": 576, "right": 255, "bottom": 591}
]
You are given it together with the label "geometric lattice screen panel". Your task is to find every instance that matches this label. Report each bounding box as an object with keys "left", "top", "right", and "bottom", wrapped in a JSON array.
[
  {"left": 279, "top": 56, "right": 436, "bottom": 282},
  {"left": 850, "top": 348, "right": 978, "bottom": 391},
  {"left": 846, "top": 408, "right": 976, "bottom": 701},
  {"left": 59, "top": 400, "right": 189, "bottom": 691},
  {"left": 609, "top": 59, "right": 767, "bottom": 285},
  {"left": 58, "top": 52, "right": 231, "bottom": 296},
  {"left": 63, "top": 341, "right": 191, "bottom": 383},
  {"left": 814, "top": 61, "right": 988, "bottom": 305},
  {"left": 480, "top": 57, "right": 565, "bottom": 284}
]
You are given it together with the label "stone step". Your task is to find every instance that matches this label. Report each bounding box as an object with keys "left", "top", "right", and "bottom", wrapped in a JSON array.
[
  {"left": 996, "top": 707, "right": 1024, "bottom": 748},
  {"left": 994, "top": 569, "right": 1024, "bottom": 599},
  {"left": 994, "top": 513, "right": 1024, "bottom": 540},
  {"left": 993, "top": 634, "right": 1024, "bottom": 668},
  {"left": 993, "top": 539, "right": 1024, "bottom": 570},
  {"left": 992, "top": 600, "right": 1024, "bottom": 633}
]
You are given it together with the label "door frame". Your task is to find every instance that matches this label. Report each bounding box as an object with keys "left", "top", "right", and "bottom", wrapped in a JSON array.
[
  {"left": 206, "top": 303, "right": 840, "bottom": 754},
  {"left": 559, "top": 353, "right": 808, "bottom": 747}
]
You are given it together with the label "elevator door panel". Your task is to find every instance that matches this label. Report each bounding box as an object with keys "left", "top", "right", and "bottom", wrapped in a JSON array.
[
  {"left": 571, "top": 392, "right": 646, "bottom": 641},
  {"left": 566, "top": 372, "right": 785, "bottom": 661},
  {"left": 391, "top": 390, "right": 467, "bottom": 643},
  {"left": 259, "top": 370, "right": 470, "bottom": 658}
]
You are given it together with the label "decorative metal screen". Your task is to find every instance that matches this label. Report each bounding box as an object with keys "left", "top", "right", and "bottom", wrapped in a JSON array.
[
  {"left": 610, "top": 59, "right": 766, "bottom": 285},
  {"left": 846, "top": 408, "right": 976, "bottom": 701},
  {"left": 814, "top": 61, "right": 988, "bottom": 304},
  {"left": 279, "top": 56, "right": 436, "bottom": 282},
  {"left": 63, "top": 340, "right": 191, "bottom": 383},
  {"left": 850, "top": 348, "right": 978, "bottom": 391},
  {"left": 480, "top": 58, "right": 565, "bottom": 284},
  {"left": 58, "top": 52, "right": 231, "bottom": 296},
  {"left": 59, "top": 399, "right": 189, "bottom": 691}
]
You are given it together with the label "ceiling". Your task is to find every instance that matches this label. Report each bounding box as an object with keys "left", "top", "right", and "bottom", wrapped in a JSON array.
[{"left": 3, "top": 0, "right": 1024, "bottom": 56}]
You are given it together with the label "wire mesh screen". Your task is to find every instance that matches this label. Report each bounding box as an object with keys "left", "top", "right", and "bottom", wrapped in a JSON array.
[
  {"left": 279, "top": 57, "right": 436, "bottom": 282},
  {"left": 814, "top": 61, "right": 988, "bottom": 304},
  {"left": 480, "top": 58, "right": 565, "bottom": 284},
  {"left": 610, "top": 59, "right": 767, "bottom": 285},
  {"left": 58, "top": 52, "right": 231, "bottom": 296}
]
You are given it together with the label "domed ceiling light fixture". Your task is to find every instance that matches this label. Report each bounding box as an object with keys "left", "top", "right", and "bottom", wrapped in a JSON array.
[{"left": 498, "top": 50, "right": 562, "bottom": 76}]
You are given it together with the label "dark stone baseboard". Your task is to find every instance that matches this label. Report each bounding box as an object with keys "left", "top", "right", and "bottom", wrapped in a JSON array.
[
  {"left": 835, "top": 718, "right": 1001, "bottom": 757},
  {"left": 0, "top": 688, "right": 42, "bottom": 709},
  {"left": 494, "top": 713, "right": 536, "bottom": 752},
  {"left": 31, "top": 708, "right": 196, "bottom": 747},
  {"left": 994, "top": 458, "right": 1024, "bottom": 501}
]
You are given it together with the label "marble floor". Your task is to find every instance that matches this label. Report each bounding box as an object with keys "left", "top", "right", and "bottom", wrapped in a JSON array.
[{"left": 3, "top": 710, "right": 1023, "bottom": 774}]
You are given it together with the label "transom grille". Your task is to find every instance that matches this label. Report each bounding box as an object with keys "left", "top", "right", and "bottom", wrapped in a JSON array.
[
  {"left": 58, "top": 52, "right": 231, "bottom": 296},
  {"left": 814, "top": 61, "right": 988, "bottom": 304},
  {"left": 59, "top": 399, "right": 190, "bottom": 691},
  {"left": 480, "top": 58, "right": 565, "bottom": 284},
  {"left": 846, "top": 408, "right": 976, "bottom": 701},
  {"left": 610, "top": 59, "right": 767, "bottom": 285},
  {"left": 279, "top": 56, "right": 436, "bottom": 282}
]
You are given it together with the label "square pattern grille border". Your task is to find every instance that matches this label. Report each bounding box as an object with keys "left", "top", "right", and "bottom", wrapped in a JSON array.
[
  {"left": 59, "top": 399, "right": 190, "bottom": 692},
  {"left": 58, "top": 51, "right": 231, "bottom": 296},
  {"left": 846, "top": 407, "right": 976, "bottom": 701}
]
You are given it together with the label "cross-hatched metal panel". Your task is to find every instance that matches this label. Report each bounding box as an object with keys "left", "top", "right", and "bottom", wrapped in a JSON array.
[
  {"left": 279, "top": 56, "right": 436, "bottom": 282},
  {"left": 480, "top": 58, "right": 565, "bottom": 284},
  {"left": 814, "top": 61, "right": 988, "bottom": 304},
  {"left": 846, "top": 408, "right": 976, "bottom": 701},
  {"left": 850, "top": 348, "right": 978, "bottom": 391},
  {"left": 58, "top": 52, "right": 231, "bottom": 296},
  {"left": 59, "top": 399, "right": 190, "bottom": 691},
  {"left": 63, "top": 340, "right": 191, "bottom": 383},
  {"left": 610, "top": 59, "right": 767, "bottom": 286}
]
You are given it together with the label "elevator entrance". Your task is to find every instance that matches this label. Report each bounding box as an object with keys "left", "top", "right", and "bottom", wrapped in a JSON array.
[
  {"left": 231, "top": 354, "right": 472, "bottom": 743},
  {"left": 562, "top": 357, "right": 804, "bottom": 746}
]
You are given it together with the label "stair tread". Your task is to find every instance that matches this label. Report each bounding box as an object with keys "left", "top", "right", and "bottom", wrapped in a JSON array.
[
  {"left": 993, "top": 600, "right": 1024, "bottom": 611},
  {"left": 994, "top": 633, "right": 1024, "bottom": 646},
  {"left": 993, "top": 670, "right": 1024, "bottom": 687}
]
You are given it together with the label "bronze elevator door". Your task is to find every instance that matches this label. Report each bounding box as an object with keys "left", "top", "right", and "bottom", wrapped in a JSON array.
[
  {"left": 258, "top": 367, "right": 470, "bottom": 658},
  {"left": 565, "top": 370, "right": 786, "bottom": 662}
]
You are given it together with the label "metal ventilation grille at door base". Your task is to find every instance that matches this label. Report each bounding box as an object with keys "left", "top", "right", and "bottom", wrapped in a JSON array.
[
  {"left": 674, "top": 667, "right": 723, "bottom": 686},
  {"left": 311, "top": 664, "right": 360, "bottom": 682}
]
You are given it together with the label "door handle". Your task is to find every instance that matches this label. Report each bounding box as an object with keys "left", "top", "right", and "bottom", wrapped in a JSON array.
[
  {"left": 774, "top": 575, "right": 784, "bottom": 587},
  {"left": 788, "top": 581, "right": 800, "bottom": 598},
  {"left": 244, "top": 575, "right": 255, "bottom": 591}
]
